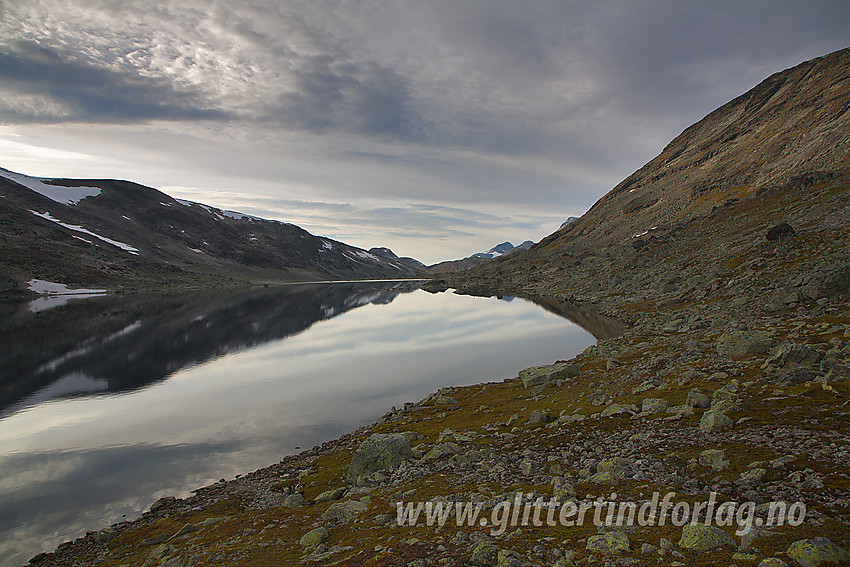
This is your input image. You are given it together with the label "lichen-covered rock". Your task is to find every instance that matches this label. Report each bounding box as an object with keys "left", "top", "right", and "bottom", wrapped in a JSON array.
[
  {"left": 525, "top": 409, "right": 552, "bottom": 425},
  {"left": 314, "top": 487, "right": 347, "bottom": 503},
  {"left": 282, "top": 493, "right": 307, "bottom": 508},
  {"left": 300, "top": 526, "right": 328, "bottom": 550},
  {"left": 757, "top": 559, "right": 789, "bottom": 567},
  {"left": 553, "top": 477, "right": 577, "bottom": 501},
  {"left": 601, "top": 403, "right": 635, "bottom": 417},
  {"left": 700, "top": 409, "right": 733, "bottom": 434},
  {"left": 717, "top": 329, "right": 772, "bottom": 358},
  {"left": 588, "top": 457, "right": 633, "bottom": 484},
  {"left": 687, "top": 388, "right": 711, "bottom": 408},
  {"left": 423, "top": 442, "right": 463, "bottom": 460},
  {"left": 434, "top": 395, "right": 459, "bottom": 405},
  {"left": 787, "top": 537, "right": 850, "bottom": 567},
  {"left": 739, "top": 468, "right": 767, "bottom": 482},
  {"left": 677, "top": 524, "right": 736, "bottom": 551},
  {"left": 321, "top": 499, "right": 368, "bottom": 523},
  {"left": 518, "top": 362, "right": 580, "bottom": 388},
  {"left": 698, "top": 449, "right": 729, "bottom": 470},
  {"left": 346, "top": 433, "right": 413, "bottom": 485},
  {"left": 641, "top": 397, "right": 670, "bottom": 413},
  {"left": 470, "top": 542, "right": 499, "bottom": 566},
  {"left": 585, "top": 531, "right": 629, "bottom": 555}
]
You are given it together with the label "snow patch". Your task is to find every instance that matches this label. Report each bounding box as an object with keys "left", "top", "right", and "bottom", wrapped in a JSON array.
[
  {"left": 28, "top": 210, "right": 140, "bottom": 255},
  {"left": 0, "top": 169, "right": 101, "bottom": 205},
  {"left": 354, "top": 250, "right": 379, "bottom": 261},
  {"left": 27, "top": 279, "right": 107, "bottom": 313},
  {"left": 188, "top": 247, "right": 204, "bottom": 254},
  {"left": 321, "top": 240, "right": 333, "bottom": 251}
]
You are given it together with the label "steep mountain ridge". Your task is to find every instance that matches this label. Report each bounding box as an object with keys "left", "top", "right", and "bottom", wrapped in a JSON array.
[
  {"left": 442, "top": 47, "right": 850, "bottom": 315},
  {"left": 549, "top": 47, "right": 850, "bottom": 254},
  {"left": 0, "top": 169, "right": 425, "bottom": 294}
]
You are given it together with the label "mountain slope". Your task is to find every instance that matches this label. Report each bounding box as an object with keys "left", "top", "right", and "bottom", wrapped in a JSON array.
[
  {"left": 442, "top": 47, "right": 850, "bottom": 316},
  {"left": 0, "top": 169, "right": 425, "bottom": 294}
]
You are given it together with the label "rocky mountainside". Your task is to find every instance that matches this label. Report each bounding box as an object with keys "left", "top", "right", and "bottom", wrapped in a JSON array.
[
  {"left": 438, "top": 47, "right": 850, "bottom": 316},
  {"left": 429, "top": 240, "right": 534, "bottom": 274},
  {"left": 24, "top": 50, "right": 850, "bottom": 567},
  {"left": 0, "top": 169, "right": 425, "bottom": 295}
]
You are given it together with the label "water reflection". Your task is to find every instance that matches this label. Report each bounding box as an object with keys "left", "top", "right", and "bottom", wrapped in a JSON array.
[
  {"left": 0, "top": 283, "right": 598, "bottom": 566},
  {"left": 1, "top": 282, "right": 418, "bottom": 416}
]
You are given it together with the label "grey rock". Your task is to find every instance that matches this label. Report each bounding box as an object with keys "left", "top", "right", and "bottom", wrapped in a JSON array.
[
  {"left": 699, "top": 409, "right": 733, "bottom": 433},
  {"left": 641, "top": 398, "right": 670, "bottom": 413},
  {"left": 677, "top": 524, "right": 736, "bottom": 552},
  {"left": 717, "top": 329, "right": 772, "bottom": 358},
  {"left": 518, "top": 362, "right": 580, "bottom": 389},
  {"left": 346, "top": 433, "right": 413, "bottom": 485},
  {"left": 282, "top": 493, "right": 306, "bottom": 509},
  {"left": 687, "top": 388, "right": 711, "bottom": 408},
  {"left": 787, "top": 537, "right": 850, "bottom": 567},
  {"left": 300, "top": 526, "right": 328, "bottom": 550}
]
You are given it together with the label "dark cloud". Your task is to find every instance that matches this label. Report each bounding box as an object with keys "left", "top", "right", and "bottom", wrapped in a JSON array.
[
  {"left": 272, "top": 55, "right": 424, "bottom": 141},
  {"left": 0, "top": 40, "right": 226, "bottom": 123}
]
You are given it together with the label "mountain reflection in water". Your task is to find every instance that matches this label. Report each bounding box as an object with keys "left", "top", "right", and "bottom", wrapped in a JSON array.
[{"left": 0, "top": 282, "right": 600, "bottom": 567}]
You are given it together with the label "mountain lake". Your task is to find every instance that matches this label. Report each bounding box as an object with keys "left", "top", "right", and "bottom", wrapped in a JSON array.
[{"left": 0, "top": 281, "right": 618, "bottom": 566}]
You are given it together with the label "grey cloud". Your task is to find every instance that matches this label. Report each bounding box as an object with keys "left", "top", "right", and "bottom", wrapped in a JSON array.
[
  {"left": 0, "top": 40, "right": 226, "bottom": 123},
  {"left": 272, "top": 55, "right": 424, "bottom": 141}
]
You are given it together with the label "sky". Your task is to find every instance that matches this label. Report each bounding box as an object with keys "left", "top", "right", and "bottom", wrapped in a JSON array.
[{"left": 1, "top": 1, "right": 848, "bottom": 264}]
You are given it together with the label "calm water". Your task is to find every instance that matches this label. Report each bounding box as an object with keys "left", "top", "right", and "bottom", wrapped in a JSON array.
[{"left": 0, "top": 282, "right": 606, "bottom": 566}]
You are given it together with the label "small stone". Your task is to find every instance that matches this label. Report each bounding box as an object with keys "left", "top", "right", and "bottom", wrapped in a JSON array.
[{"left": 757, "top": 559, "right": 789, "bottom": 567}]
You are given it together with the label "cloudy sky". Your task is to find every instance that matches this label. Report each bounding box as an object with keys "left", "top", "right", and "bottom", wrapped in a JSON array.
[{"left": 1, "top": 1, "right": 848, "bottom": 263}]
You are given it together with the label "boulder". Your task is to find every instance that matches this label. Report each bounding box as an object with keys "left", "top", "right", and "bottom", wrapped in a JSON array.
[
  {"left": 698, "top": 449, "right": 729, "bottom": 471},
  {"left": 525, "top": 409, "right": 552, "bottom": 425},
  {"left": 300, "top": 526, "right": 328, "bottom": 550},
  {"left": 321, "top": 499, "right": 369, "bottom": 523},
  {"left": 346, "top": 433, "right": 413, "bottom": 486},
  {"left": 677, "top": 524, "right": 736, "bottom": 552},
  {"left": 588, "top": 458, "right": 634, "bottom": 485},
  {"left": 314, "top": 487, "right": 347, "bottom": 503},
  {"left": 717, "top": 330, "right": 772, "bottom": 358},
  {"left": 787, "top": 537, "right": 850, "bottom": 567},
  {"left": 601, "top": 403, "right": 635, "bottom": 417},
  {"left": 585, "top": 531, "right": 630, "bottom": 555},
  {"left": 282, "top": 493, "right": 307, "bottom": 508},
  {"left": 700, "top": 409, "right": 733, "bottom": 434},
  {"left": 687, "top": 388, "right": 711, "bottom": 408},
  {"left": 423, "top": 442, "right": 462, "bottom": 461},
  {"left": 641, "top": 398, "right": 670, "bottom": 413},
  {"left": 518, "top": 362, "right": 580, "bottom": 388}
]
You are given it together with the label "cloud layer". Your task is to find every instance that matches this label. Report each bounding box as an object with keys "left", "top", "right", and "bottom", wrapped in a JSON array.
[{"left": 1, "top": 0, "right": 848, "bottom": 261}]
